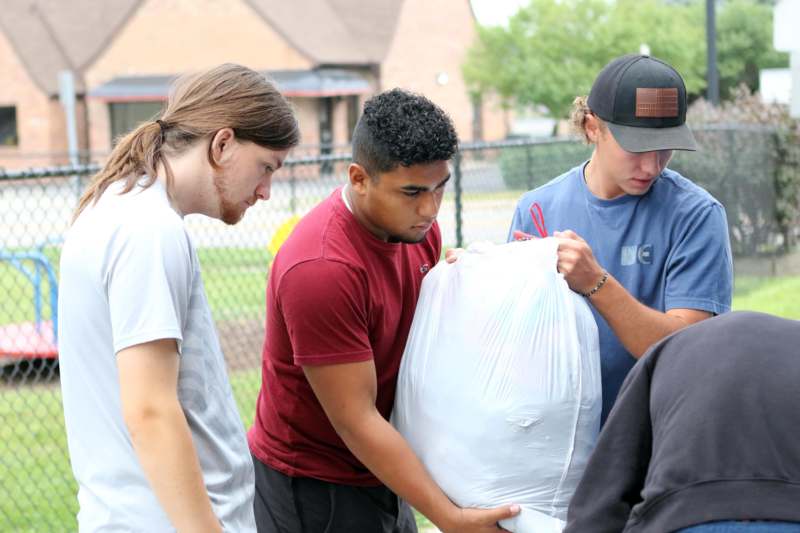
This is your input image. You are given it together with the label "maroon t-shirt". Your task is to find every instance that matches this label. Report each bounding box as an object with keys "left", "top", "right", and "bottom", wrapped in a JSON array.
[{"left": 248, "top": 188, "right": 441, "bottom": 486}]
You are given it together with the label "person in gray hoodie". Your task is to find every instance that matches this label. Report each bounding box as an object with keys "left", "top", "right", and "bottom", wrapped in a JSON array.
[{"left": 565, "top": 311, "right": 800, "bottom": 533}]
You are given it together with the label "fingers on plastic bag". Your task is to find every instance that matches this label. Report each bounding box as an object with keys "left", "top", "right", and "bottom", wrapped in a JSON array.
[
  {"left": 445, "top": 248, "right": 464, "bottom": 263},
  {"left": 513, "top": 230, "right": 536, "bottom": 241}
]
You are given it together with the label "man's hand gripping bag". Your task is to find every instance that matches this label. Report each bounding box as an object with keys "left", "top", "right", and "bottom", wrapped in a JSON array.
[{"left": 392, "top": 238, "right": 601, "bottom": 532}]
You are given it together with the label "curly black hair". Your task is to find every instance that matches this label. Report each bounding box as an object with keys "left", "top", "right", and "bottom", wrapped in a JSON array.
[{"left": 352, "top": 88, "right": 458, "bottom": 176}]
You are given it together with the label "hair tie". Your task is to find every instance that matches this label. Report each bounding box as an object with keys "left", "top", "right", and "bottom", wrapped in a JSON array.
[{"left": 155, "top": 119, "right": 168, "bottom": 144}]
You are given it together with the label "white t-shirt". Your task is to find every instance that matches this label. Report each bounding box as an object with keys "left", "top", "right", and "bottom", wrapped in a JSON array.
[{"left": 58, "top": 179, "right": 256, "bottom": 532}]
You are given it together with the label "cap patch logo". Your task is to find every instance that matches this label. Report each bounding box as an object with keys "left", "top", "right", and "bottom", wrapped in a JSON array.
[{"left": 635, "top": 88, "right": 678, "bottom": 118}]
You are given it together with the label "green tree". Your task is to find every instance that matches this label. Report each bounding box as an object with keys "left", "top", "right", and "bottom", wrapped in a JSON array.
[
  {"left": 462, "top": 24, "right": 520, "bottom": 106},
  {"left": 716, "top": 0, "right": 789, "bottom": 98},
  {"left": 463, "top": 0, "right": 705, "bottom": 117}
]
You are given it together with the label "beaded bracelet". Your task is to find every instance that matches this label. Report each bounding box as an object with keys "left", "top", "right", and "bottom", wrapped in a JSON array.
[{"left": 582, "top": 270, "right": 608, "bottom": 298}]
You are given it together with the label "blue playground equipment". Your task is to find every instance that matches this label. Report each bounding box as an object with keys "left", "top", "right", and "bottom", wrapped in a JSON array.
[{"left": 0, "top": 246, "right": 59, "bottom": 360}]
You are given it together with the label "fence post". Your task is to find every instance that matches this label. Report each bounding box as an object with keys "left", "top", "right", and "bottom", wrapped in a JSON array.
[
  {"left": 454, "top": 151, "right": 463, "bottom": 248},
  {"left": 290, "top": 165, "right": 297, "bottom": 216},
  {"left": 525, "top": 144, "right": 534, "bottom": 190},
  {"left": 58, "top": 71, "right": 81, "bottom": 204}
]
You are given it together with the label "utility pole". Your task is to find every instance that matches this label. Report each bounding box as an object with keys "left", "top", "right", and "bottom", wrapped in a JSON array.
[
  {"left": 706, "top": 0, "right": 720, "bottom": 105},
  {"left": 774, "top": 0, "right": 800, "bottom": 118},
  {"left": 59, "top": 70, "right": 81, "bottom": 202}
]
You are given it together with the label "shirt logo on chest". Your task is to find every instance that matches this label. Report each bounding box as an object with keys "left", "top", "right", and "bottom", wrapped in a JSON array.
[
  {"left": 419, "top": 263, "right": 430, "bottom": 274},
  {"left": 621, "top": 244, "right": 653, "bottom": 266}
]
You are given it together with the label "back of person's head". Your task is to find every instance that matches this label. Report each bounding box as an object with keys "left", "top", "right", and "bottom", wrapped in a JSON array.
[
  {"left": 570, "top": 54, "right": 696, "bottom": 153},
  {"left": 74, "top": 63, "right": 300, "bottom": 220},
  {"left": 351, "top": 88, "right": 458, "bottom": 177}
]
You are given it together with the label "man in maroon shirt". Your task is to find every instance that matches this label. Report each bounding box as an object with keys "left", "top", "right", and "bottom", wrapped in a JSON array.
[{"left": 248, "top": 89, "right": 520, "bottom": 532}]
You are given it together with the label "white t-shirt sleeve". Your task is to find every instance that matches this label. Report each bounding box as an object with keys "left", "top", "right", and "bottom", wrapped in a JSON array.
[{"left": 104, "top": 217, "right": 194, "bottom": 354}]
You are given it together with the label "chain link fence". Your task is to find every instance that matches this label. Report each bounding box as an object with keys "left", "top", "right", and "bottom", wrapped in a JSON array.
[
  {"left": 1, "top": 131, "right": 797, "bottom": 531},
  {"left": 671, "top": 125, "right": 800, "bottom": 256}
]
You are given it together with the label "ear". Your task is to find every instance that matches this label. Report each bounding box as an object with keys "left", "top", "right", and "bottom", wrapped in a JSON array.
[
  {"left": 584, "top": 114, "right": 602, "bottom": 144},
  {"left": 348, "top": 163, "right": 372, "bottom": 195},
  {"left": 210, "top": 127, "right": 236, "bottom": 166}
]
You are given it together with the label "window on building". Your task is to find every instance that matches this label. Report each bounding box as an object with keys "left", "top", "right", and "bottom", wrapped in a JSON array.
[
  {"left": 319, "top": 97, "right": 334, "bottom": 174},
  {"left": 108, "top": 102, "right": 164, "bottom": 143},
  {"left": 0, "top": 106, "right": 18, "bottom": 146},
  {"left": 347, "top": 95, "right": 360, "bottom": 141},
  {"left": 318, "top": 97, "right": 334, "bottom": 154}
]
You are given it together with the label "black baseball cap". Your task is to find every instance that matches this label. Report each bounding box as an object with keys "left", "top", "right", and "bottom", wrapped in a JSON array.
[{"left": 587, "top": 54, "right": 697, "bottom": 152}]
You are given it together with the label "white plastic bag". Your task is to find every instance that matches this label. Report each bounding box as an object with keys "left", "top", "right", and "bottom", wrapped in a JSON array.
[{"left": 392, "top": 238, "right": 601, "bottom": 532}]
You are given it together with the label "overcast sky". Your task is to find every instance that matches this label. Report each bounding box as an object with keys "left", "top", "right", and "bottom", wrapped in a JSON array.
[{"left": 470, "top": 0, "right": 528, "bottom": 27}]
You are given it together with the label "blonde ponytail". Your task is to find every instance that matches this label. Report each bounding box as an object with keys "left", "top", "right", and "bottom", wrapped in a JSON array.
[{"left": 569, "top": 96, "right": 607, "bottom": 144}]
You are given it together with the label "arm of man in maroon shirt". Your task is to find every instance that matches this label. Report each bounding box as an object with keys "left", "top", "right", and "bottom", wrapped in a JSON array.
[{"left": 304, "top": 361, "right": 519, "bottom": 533}]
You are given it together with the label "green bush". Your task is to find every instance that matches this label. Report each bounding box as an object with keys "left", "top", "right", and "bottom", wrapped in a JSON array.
[
  {"left": 672, "top": 86, "right": 800, "bottom": 256},
  {"left": 670, "top": 126, "right": 785, "bottom": 256}
]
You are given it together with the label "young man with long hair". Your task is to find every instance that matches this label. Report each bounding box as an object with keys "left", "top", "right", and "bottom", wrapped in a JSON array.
[{"left": 59, "top": 63, "right": 299, "bottom": 532}]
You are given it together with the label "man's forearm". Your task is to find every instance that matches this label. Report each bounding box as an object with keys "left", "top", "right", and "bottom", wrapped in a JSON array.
[
  {"left": 125, "top": 403, "right": 222, "bottom": 533},
  {"left": 335, "top": 410, "right": 460, "bottom": 531},
  {"left": 588, "top": 274, "right": 702, "bottom": 358}
]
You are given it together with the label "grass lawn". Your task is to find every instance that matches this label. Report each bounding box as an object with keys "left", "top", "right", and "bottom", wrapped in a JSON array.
[
  {"left": 197, "top": 247, "right": 272, "bottom": 322},
  {"left": 732, "top": 276, "right": 800, "bottom": 318},
  {"left": 0, "top": 377, "right": 75, "bottom": 533}
]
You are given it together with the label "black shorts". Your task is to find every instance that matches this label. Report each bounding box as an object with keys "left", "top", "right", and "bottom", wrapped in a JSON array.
[{"left": 252, "top": 455, "right": 419, "bottom": 533}]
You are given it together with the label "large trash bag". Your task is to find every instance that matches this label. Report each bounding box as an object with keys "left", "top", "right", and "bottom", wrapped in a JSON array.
[{"left": 392, "top": 238, "right": 601, "bottom": 532}]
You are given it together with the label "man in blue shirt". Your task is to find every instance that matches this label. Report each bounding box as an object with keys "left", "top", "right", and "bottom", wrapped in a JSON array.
[{"left": 508, "top": 54, "right": 733, "bottom": 422}]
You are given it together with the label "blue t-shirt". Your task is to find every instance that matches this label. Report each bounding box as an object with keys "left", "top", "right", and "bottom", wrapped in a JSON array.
[{"left": 508, "top": 163, "right": 733, "bottom": 422}]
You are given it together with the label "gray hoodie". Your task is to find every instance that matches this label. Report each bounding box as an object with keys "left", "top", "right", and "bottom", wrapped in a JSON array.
[{"left": 565, "top": 311, "right": 800, "bottom": 532}]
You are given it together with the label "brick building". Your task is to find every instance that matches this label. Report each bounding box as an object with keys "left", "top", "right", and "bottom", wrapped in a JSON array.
[{"left": 0, "top": 0, "right": 507, "bottom": 169}]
